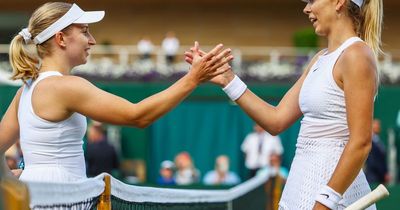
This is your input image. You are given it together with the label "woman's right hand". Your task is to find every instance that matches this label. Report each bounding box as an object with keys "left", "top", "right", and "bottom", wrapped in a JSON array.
[
  {"left": 208, "top": 65, "right": 235, "bottom": 87},
  {"left": 187, "top": 42, "right": 234, "bottom": 84}
]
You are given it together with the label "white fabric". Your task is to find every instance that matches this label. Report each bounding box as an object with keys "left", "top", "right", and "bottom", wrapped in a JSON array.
[
  {"left": 26, "top": 175, "right": 104, "bottom": 207},
  {"left": 33, "top": 4, "right": 104, "bottom": 44},
  {"left": 25, "top": 172, "right": 267, "bottom": 207},
  {"left": 203, "top": 170, "right": 241, "bottom": 185},
  {"left": 241, "top": 131, "right": 283, "bottom": 169},
  {"left": 161, "top": 37, "right": 179, "bottom": 56},
  {"left": 174, "top": 168, "right": 200, "bottom": 185},
  {"left": 109, "top": 172, "right": 268, "bottom": 203},
  {"left": 222, "top": 75, "right": 247, "bottom": 101},
  {"left": 137, "top": 39, "right": 154, "bottom": 54},
  {"left": 298, "top": 37, "right": 364, "bottom": 140},
  {"left": 279, "top": 37, "right": 375, "bottom": 210},
  {"left": 19, "top": 28, "right": 32, "bottom": 44},
  {"left": 352, "top": 0, "right": 364, "bottom": 7},
  {"left": 18, "top": 71, "right": 87, "bottom": 183},
  {"left": 315, "top": 185, "right": 343, "bottom": 209}
]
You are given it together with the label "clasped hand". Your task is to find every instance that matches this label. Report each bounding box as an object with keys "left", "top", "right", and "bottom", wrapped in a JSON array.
[{"left": 185, "top": 42, "right": 235, "bottom": 86}]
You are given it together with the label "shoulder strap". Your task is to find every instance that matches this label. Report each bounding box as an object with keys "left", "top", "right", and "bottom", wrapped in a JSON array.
[{"left": 337, "top": 37, "right": 363, "bottom": 53}]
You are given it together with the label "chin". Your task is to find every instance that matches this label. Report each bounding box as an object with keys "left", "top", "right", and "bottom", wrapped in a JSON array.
[{"left": 314, "top": 29, "right": 326, "bottom": 37}]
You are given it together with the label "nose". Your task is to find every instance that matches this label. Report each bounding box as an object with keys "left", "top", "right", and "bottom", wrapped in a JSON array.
[
  {"left": 303, "top": 3, "right": 311, "bottom": 15},
  {"left": 88, "top": 32, "right": 96, "bottom": 45}
]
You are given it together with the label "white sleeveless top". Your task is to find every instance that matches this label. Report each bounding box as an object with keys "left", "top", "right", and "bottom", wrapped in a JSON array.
[
  {"left": 279, "top": 37, "right": 375, "bottom": 210},
  {"left": 298, "top": 37, "right": 363, "bottom": 140},
  {"left": 18, "top": 71, "right": 87, "bottom": 183}
]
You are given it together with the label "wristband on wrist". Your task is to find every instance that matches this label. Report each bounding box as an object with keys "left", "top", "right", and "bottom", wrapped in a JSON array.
[
  {"left": 222, "top": 75, "right": 247, "bottom": 101},
  {"left": 315, "top": 185, "right": 342, "bottom": 210}
]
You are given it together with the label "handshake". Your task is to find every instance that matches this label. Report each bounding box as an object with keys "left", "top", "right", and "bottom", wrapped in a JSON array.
[{"left": 182, "top": 41, "right": 236, "bottom": 87}]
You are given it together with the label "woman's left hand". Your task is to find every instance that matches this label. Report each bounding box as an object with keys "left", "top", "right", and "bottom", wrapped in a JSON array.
[{"left": 312, "top": 202, "right": 330, "bottom": 210}]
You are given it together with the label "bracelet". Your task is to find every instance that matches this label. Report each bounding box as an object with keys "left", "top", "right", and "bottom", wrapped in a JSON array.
[
  {"left": 315, "top": 185, "right": 343, "bottom": 210},
  {"left": 222, "top": 75, "right": 247, "bottom": 101}
]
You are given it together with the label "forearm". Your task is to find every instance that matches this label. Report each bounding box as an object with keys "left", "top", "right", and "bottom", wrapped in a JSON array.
[
  {"left": 327, "top": 138, "right": 371, "bottom": 194},
  {"left": 132, "top": 74, "right": 198, "bottom": 127},
  {"left": 235, "top": 89, "right": 282, "bottom": 134}
]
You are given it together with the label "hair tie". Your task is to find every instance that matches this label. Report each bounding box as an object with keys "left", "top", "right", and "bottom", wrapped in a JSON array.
[
  {"left": 18, "top": 28, "right": 32, "bottom": 44},
  {"left": 351, "top": 0, "right": 364, "bottom": 8}
]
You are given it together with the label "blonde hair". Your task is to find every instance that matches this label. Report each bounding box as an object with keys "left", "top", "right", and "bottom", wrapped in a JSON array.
[
  {"left": 9, "top": 2, "right": 72, "bottom": 82},
  {"left": 348, "top": 0, "right": 383, "bottom": 58}
]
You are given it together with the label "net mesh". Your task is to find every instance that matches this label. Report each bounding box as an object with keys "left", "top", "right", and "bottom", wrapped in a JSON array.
[
  {"left": 31, "top": 198, "right": 99, "bottom": 210},
  {"left": 26, "top": 177, "right": 105, "bottom": 210}
]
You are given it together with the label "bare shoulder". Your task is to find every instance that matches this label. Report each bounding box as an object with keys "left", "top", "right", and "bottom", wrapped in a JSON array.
[
  {"left": 35, "top": 75, "right": 95, "bottom": 94},
  {"left": 33, "top": 75, "right": 99, "bottom": 111},
  {"left": 339, "top": 42, "right": 377, "bottom": 78}
]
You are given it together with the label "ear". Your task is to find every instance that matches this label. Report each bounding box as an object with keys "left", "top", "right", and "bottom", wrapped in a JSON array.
[
  {"left": 54, "top": 32, "right": 66, "bottom": 48},
  {"left": 335, "top": 0, "right": 347, "bottom": 11}
]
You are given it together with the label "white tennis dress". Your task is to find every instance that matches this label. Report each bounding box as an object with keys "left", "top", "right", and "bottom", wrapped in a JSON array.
[
  {"left": 18, "top": 71, "right": 87, "bottom": 183},
  {"left": 279, "top": 37, "right": 376, "bottom": 210}
]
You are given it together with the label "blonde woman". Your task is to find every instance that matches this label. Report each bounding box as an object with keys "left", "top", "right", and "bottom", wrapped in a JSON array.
[
  {"left": 0, "top": 2, "right": 233, "bottom": 183},
  {"left": 186, "top": 0, "right": 382, "bottom": 209}
]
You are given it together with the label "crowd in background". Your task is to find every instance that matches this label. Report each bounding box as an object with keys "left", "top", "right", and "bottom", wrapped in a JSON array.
[{"left": 4, "top": 119, "right": 393, "bottom": 187}]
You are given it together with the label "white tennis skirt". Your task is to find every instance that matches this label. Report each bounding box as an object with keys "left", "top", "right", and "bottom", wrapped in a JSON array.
[
  {"left": 279, "top": 137, "right": 376, "bottom": 210},
  {"left": 19, "top": 164, "right": 86, "bottom": 183}
]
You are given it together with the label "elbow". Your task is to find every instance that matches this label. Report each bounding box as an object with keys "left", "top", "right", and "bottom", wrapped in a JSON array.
[
  {"left": 350, "top": 136, "right": 372, "bottom": 157},
  {"left": 129, "top": 117, "right": 152, "bottom": 128},
  {"left": 137, "top": 121, "right": 151, "bottom": 128},
  {"left": 268, "top": 129, "right": 281, "bottom": 136},
  {"left": 363, "top": 140, "right": 372, "bottom": 156},
  {"left": 267, "top": 125, "right": 284, "bottom": 136},
  {"left": 126, "top": 111, "right": 153, "bottom": 128},
  {"left": 361, "top": 135, "right": 372, "bottom": 155}
]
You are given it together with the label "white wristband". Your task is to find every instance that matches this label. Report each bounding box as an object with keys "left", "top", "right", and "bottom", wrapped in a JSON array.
[
  {"left": 315, "top": 185, "right": 343, "bottom": 210},
  {"left": 222, "top": 75, "right": 247, "bottom": 101}
]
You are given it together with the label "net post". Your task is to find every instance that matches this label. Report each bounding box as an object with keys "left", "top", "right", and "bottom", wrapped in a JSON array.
[
  {"left": 97, "top": 175, "right": 111, "bottom": 210},
  {"left": 1, "top": 177, "right": 30, "bottom": 210}
]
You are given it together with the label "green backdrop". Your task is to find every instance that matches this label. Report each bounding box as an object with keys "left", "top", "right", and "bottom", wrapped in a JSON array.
[{"left": 1, "top": 82, "right": 399, "bottom": 183}]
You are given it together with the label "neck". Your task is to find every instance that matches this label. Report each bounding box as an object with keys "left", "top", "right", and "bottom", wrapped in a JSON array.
[
  {"left": 39, "top": 55, "right": 72, "bottom": 75},
  {"left": 326, "top": 19, "right": 358, "bottom": 53}
]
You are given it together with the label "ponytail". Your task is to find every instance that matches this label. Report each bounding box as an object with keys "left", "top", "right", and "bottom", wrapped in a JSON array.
[
  {"left": 9, "top": 33, "right": 40, "bottom": 83},
  {"left": 348, "top": 0, "right": 383, "bottom": 58},
  {"left": 360, "top": 0, "right": 383, "bottom": 58},
  {"left": 8, "top": 2, "right": 72, "bottom": 83}
]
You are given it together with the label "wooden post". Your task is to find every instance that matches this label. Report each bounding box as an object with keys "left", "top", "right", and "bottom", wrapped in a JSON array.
[
  {"left": 97, "top": 175, "right": 111, "bottom": 210},
  {"left": 1, "top": 177, "right": 30, "bottom": 210}
]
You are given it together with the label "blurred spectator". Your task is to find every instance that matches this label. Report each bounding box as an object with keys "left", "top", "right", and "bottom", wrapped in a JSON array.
[
  {"left": 258, "top": 153, "right": 288, "bottom": 210},
  {"left": 365, "top": 119, "right": 390, "bottom": 184},
  {"left": 137, "top": 36, "right": 154, "bottom": 60},
  {"left": 85, "top": 121, "right": 119, "bottom": 177},
  {"left": 241, "top": 123, "right": 283, "bottom": 178},
  {"left": 397, "top": 110, "right": 400, "bottom": 128},
  {"left": 161, "top": 31, "right": 180, "bottom": 65},
  {"left": 157, "top": 160, "right": 176, "bottom": 185},
  {"left": 174, "top": 151, "right": 200, "bottom": 185},
  {"left": 257, "top": 153, "right": 288, "bottom": 180},
  {"left": 203, "top": 155, "right": 240, "bottom": 186}
]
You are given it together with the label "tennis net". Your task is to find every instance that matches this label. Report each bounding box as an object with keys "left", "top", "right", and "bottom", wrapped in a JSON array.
[{"left": 25, "top": 172, "right": 269, "bottom": 210}]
